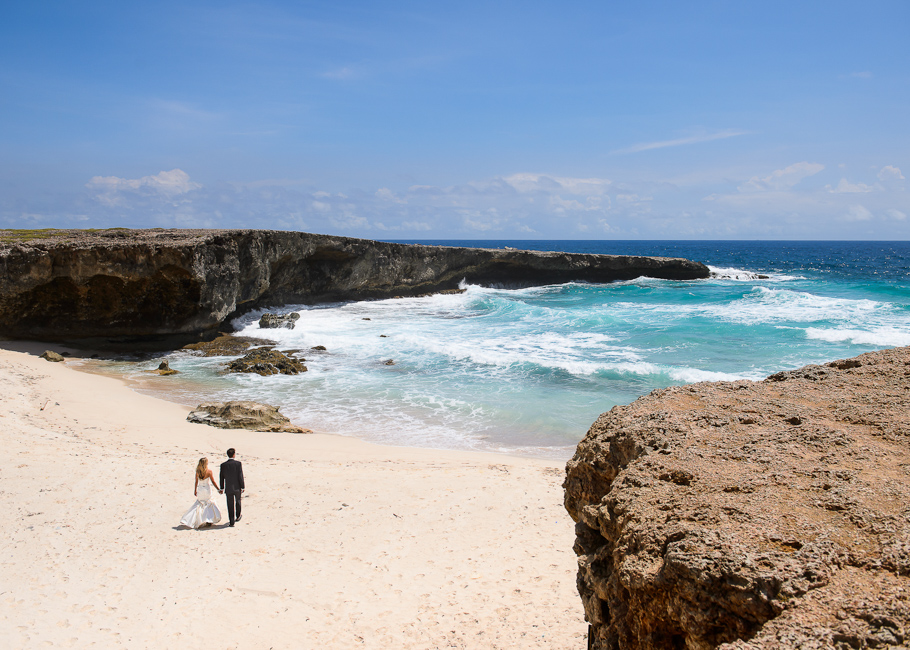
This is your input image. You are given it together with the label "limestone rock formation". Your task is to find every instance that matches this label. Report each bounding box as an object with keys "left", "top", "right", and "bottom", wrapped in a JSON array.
[
  {"left": 182, "top": 334, "right": 276, "bottom": 357},
  {"left": 226, "top": 348, "right": 307, "bottom": 375},
  {"left": 39, "top": 350, "right": 64, "bottom": 362},
  {"left": 259, "top": 312, "right": 300, "bottom": 329},
  {"left": 564, "top": 347, "right": 910, "bottom": 650},
  {"left": 186, "top": 401, "right": 310, "bottom": 433},
  {"left": 0, "top": 228, "right": 709, "bottom": 344}
]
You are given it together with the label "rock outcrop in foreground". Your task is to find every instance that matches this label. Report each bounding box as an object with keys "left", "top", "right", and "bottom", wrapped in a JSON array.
[
  {"left": 0, "top": 229, "right": 708, "bottom": 343},
  {"left": 564, "top": 347, "right": 910, "bottom": 649}
]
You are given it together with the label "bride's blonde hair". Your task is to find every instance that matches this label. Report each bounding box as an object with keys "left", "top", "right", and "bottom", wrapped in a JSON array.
[{"left": 196, "top": 458, "right": 208, "bottom": 480}]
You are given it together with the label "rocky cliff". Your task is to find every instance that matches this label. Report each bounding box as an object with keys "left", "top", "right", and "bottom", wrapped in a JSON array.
[
  {"left": 0, "top": 229, "right": 708, "bottom": 343},
  {"left": 564, "top": 346, "right": 910, "bottom": 649}
]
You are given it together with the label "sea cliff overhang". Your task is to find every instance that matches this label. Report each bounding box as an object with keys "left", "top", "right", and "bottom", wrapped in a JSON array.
[{"left": 0, "top": 228, "right": 709, "bottom": 344}]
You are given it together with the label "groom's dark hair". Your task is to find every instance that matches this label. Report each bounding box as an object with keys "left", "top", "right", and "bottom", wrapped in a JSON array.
[{"left": 227, "top": 448, "right": 235, "bottom": 458}]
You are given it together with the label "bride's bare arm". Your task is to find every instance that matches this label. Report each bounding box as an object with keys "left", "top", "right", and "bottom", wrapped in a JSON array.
[
  {"left": 194, "top": 474, "right": 199, "bottom": 496},
  {"left": 207, "top": 469, "right": 219, "bottom": 489}
]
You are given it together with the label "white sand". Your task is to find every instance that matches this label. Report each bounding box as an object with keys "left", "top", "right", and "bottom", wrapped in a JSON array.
[{"left": 0, "top": 345, "right": 587, "bottom": 648}]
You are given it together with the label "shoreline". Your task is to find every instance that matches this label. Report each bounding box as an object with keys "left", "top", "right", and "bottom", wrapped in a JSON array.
[
  {"left": 1, "top": 343, "right": 587, "bottom": 647},
  {"left": 12, "top": 335, "right": 579, "bottom": 461}
]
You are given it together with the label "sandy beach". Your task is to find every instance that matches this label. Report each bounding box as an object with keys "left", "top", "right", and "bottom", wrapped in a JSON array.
[{"left": 0, "top": 344, "right": 586, "bottom": 648}]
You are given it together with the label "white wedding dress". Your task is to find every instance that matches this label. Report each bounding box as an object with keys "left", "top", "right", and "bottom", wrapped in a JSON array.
[{"left": 180, "top": 479, "right": 222, "bottom": 528}]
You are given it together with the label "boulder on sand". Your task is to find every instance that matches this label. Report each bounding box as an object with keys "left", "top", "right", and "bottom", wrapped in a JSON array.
[
  {"left": 186, "top": 401, "right": 310, "bottom": 433},
  {"left": 40, "top": 350, "right": 65, "bottom": 362}
]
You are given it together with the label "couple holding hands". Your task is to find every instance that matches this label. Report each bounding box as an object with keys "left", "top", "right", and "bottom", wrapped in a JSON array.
[{"left": 180, "top": 448, "right": 245, "bottom": 529}]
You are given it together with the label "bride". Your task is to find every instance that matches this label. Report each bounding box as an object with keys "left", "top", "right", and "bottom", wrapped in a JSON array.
[{"left": 180, "top": 457, "right": 223, "bottom": 529}]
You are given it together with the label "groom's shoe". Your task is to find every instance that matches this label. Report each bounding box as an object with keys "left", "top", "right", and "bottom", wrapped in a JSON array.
[
  {"left": 236, "top": 515, "right": 242, "bottom": 522},
  {"left": 229, "top": 521, "right": 235, "bottom": 527}
]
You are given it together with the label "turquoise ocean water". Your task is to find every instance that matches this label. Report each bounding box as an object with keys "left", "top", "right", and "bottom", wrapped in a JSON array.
[{"left": 87, "top": 241, "right": 910, "bottom": 459}]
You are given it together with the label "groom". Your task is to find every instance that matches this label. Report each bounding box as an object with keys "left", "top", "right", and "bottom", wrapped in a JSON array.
[{"left": 219, "top": 448, "right": 245, "bottom": 527}]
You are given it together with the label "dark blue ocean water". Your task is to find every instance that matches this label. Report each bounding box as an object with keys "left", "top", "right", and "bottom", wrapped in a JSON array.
[
  {"left": 100, "top": 241, "right": 910, "bottom": 458},
  {"left": 397, "top": 240, "right": 910, "bottom": 283}
]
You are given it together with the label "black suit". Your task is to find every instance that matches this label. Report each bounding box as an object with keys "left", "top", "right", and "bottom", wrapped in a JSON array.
[{"left": 219, "top": 458, "right": 245, "bottom": 524}]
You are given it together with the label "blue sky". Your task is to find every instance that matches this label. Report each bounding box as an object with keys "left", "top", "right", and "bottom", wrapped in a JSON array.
[{"left": 1, "top": 1, "right": 908, "bottom": 239}]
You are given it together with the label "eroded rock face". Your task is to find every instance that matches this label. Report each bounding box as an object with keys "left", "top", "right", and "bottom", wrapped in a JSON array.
[
  {"left": 186, "top": 401, "right": 310, "bottom": 433},
  {"left": 0, "top": 229, "right": 709, "bottom": 343},
  {"left": 564, "top": 347, "right": 910, "bottom": 650},
  {"left": 226, "top": 348, "right": 306, "bottom": 375},
  {"left": 259, "top": 312, "right": 300, "bottom": 329}
]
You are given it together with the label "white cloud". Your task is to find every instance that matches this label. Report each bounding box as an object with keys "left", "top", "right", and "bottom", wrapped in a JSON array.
[
  {"left": 375, "top": 188, "right": 406, "bottom": 203},
  {"left": 86, "top": 169, "right": 202, "bottom": 206},
  {"left": 878, "top": 165, "right": 905, "bottom": 181},
  {"left": 843, "top": 205, "right": 873, "bottom": 222},
  {"left": 614, "top": 130, "right": 747, "bottom": 154},
  {"left": 463, "top": 216, "right": 498, "bottom": 232},
  {"left": 501, "top": 173, "right": 611, "bottom": 196},
  {"left": 87, "top": 169, "right": 201, "bottom": 197},
  {"left": 330, "top": 214, "right": 370, "bottom": 229},
  {"left": 738, "top": 162, "right": 825, "bottom": 192},
  {"left": 61, "top": 166, "right": 910, "bottom": 238},
  {"left": 827, "top": 178, "right": 874, "bottom": 194},
  {"left": 549, "top": 196, "right": 587, "bottom": 212}
]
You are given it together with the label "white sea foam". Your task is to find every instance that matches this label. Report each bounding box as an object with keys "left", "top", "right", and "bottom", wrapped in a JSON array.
[
  {"left": 704, "top": 287, "right": 885, "bottom": 324},
  {"left": 667, "top": 367, "right": 762, "bottom": 383},
  {"left": 708, "top": 266, "right": 804, "bottom": 282},
  {"left": 131, "top": 268, "right": 908, "bottom": 459},
  {"left": 805, "top": 327, "right": 910, "bottom": 347},
  {"left": 591, "top": 361, "right": 758, "bottom": 383}
]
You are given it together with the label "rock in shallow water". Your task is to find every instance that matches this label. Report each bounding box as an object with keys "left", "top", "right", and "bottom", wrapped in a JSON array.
[
  {"left": 258, "top": 312, "right": 300, "bottom": 329},
  {"left": 187, "top": 401, "right": 310, "bottom": 433},
  {"left": 153, "top": 359, "right": 178, "bottom": 375},
  {"left": 226, "top": 348, "right": 307, "bottom": 375},
  {"left": 564, "top": 347, "right": 910, "bottom": 650}
]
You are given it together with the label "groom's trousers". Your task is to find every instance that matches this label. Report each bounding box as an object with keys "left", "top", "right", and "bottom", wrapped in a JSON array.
[{"left": 225, "top": 490, "right": 242, "bottom": 524}]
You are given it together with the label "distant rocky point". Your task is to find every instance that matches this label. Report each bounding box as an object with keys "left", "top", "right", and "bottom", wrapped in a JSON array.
[
  {"left": 0, "top": 228, "right": 709, "bottom": 346},
  {"left": 564, "top": 346, "right": 910, "bottom": 649}
]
